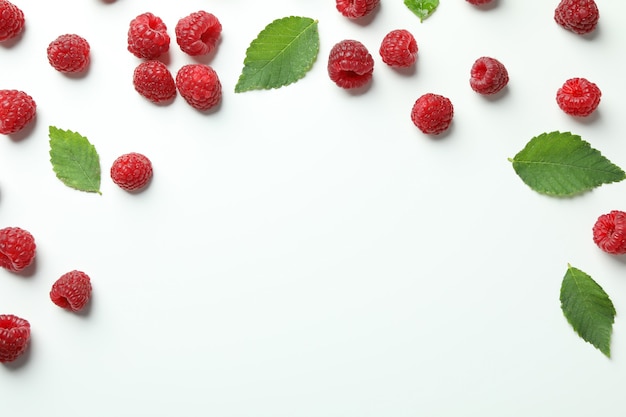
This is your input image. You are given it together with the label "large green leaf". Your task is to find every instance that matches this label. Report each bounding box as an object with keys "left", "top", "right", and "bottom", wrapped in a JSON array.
[
  {"left": 404, "top": 0, "right": 440, "bottom": 22},
  {"left": 49, "top": 126, "right": 101, "bottom": 194},
  {"left": 234, "top": 16, "right": 319, "bottom": 93},
  {"left": 509, "top": 131, "right": 625, "bottom": 196},
  {"left": 560, "top": 265, "right": 616, "bottom": 358}
]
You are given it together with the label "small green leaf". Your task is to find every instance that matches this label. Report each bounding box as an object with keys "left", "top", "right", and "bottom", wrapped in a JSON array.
[
  {"left": 234, "top": 16, "right": 319, "bottom": 93},
  {"left": 49, "top": 126, "right": 101, "bottom": 194},
  {"left": 560, "top": 264, "right": 616, "bottom": 358},
  {"left": 509, "top": 131, "right": 625, "bottom": 196},
  {"left": 404, "top": 0, "right": 440, "bottom": 22}
]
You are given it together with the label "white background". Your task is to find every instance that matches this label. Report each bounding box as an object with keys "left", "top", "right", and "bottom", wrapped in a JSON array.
[{"left": 2, "top": 0, "right": 626, "bottom": 416}]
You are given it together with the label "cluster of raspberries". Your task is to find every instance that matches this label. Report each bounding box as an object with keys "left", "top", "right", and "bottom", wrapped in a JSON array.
[
  {"left": 329, "top": 0, "right": 600, "bottom": 136},
  {"left": 0, "top": 227, "right": 93, "bottom": 363},
  {"left": 128, "top": 11, "right": 223, "bottom": 111}
]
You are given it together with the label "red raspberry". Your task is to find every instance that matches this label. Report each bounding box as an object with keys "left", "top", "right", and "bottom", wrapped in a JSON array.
[
  {"left": 110, "top": 152, "right": 153, "bottom": 191},
  {"left": 554, "top": 0, "right": 599, "bottom": 35},
  {"left": 0, "top": 89, "right": 36, "bottom": 135},
  {"left": 47, "top": 34, "right": 90, "bottom": 73},
  {"left": 336, "top": 0, "right": 380, "bottom": 19},
  {"left": 50, "top": 270, "right": 92, "bottom": 312},
  {"left": 0, "top": 0, "right": 24, "bottom": 42},
  {"left": 127, "top": 12, "right": 170, "bottom": 59},
  {"left": 0, "top": 314, "right": 30, "bottom": 363},
  {"left": 175, "top": 64, "right": 222, "bottom": 111},
  {"left": 133, "top": 60, "right": 176, "bottom": 103},
  {"left": 175, "top": 11, "right": 221, "bottom": 56},
  {"left": 0, "top": 227, "right": 36, "bottom": 272},
  {"left": 592, "top": 210, "right": 626, "bottom": 255},
  {"left": 556, "top": 77, "right": 601, "bottom": 117},
  {"left": 379, "top": 29, "right": 418, "bottom": 68},
  {"left": 469, "top": 56, "right": 509, "bottom": 95},
  {"left": 410, "top": 93, "right": 454, "bottom": 135},
  {"left": 466, "top": 0, "right": 493, "bottom": 4},
  {"left": 327, "top": 39, "right": 374, "bottom": 89}
]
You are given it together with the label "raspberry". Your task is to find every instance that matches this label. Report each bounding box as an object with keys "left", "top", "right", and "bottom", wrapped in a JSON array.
[
  {"left": 175, "top": 11, "right": 221, "bottom": 56},
  {"left": 0, "top": 227, "right": 36, "bottom": 272},
  {"left": 47, "top": 34, "right": 90, "bottom": 73},
  {"left": 133, "top": 60, "right": 176, "bottom": 103},
  {"left": 469, "top": 56, "right": 509, "bottom": 95},
  {"left": 175, "top": 64, "right": 222, "bottom": 111},
  {"left": 379, "top": 29, "right": 418, "bottom": 68},
  {"left": 0, "top": 314, "right": 30, "bottom": 363},
  {"left": 336, "top": 0, "right": 380, "bottom": 19},
  {"left": 0, "top": 0, "right": 24, "bottom": 42},
  {"left": 0, "top": 89, "right": 36, "bottom": 135},
  {"left": 592, "top": 210, "right": 626, "bottom": 255},
  {"left": 410, "top": 93, "right": 454, "bottom": 135},
  {"left": 50, "top": 270, "right": 92, "bottom": 312},
  {"left": 554, "top": 0, "right": 599, "bottom": 35},
  {"left": 466, "top": 0, "right": 493, "bottom": 4},
  {"left": 556, "top": 77, "right": 601, "bottom": 117},
  {"left": 127, "top": 12, "right": 170, "bottom": 59},
  {"left": 327, "top": 39, "right": 374, "bottom": 89},
  {"left": 110, "top": 152, "right": 153, "bottom": 191}
]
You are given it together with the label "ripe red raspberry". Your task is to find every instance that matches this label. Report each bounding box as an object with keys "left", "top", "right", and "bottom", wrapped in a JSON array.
[
  {"left": 0, "top": 227, "right": 36, "bottom": 272},
  {"left": 0, "top": 0, "right": 24, "bottom": 42},
  {"left": 110, "top": 152, "right": 153, "bottom": 191},
  {"left": 50, "top": 270, "right": 92, "bottom": 312},
  {"left": 327, "top": 39, "right": 374, "bottom": 89},
  {"left": 592, "top": 210, "right": 626, "bottom": 255},
  {"left": 0, "top": 314, "right": 30, "bottom": 363},
  {"left": 0, "top": 89, "right": 36, "bottom": 135},
  {"left": 379, "top": 29, "right": 418, "bottom": 68},
  {"left": 175, "top": 64, "right": 222, "bottom": 111},
  {"left": 469, "top": 56, "right": 509, "bottom": 95},
  {"left": 336, "top": 0, "right": 380, "bottom": 19},
  {"left": 127, "top": 12, "right": 170, "bottom": 59},
  {"left": 410, "top": 93, "right": 454, "bottom": 135},
  {"left": 133, "top": 60, "right": 176, "bottom": 103},
  {"left": 47, "top": 34, "right": 90, "bottom": 73},
  {"left": 556, "top": 77, "right": 601, "bottom": 117},
  {"left": 466, "top": 0, "right": 493, "bottom": 4},
  {"left": 175, "top": 11, "right": 221, "bottom": 56},
  {"left": 554, "top": 0, "right": 599, "bottom": 35}
]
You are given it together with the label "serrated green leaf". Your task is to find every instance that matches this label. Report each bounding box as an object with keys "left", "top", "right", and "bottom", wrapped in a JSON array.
[
  {"left": 560, "top": 264, "right": 616, "bottom": 358},
  {"left": 509, "top": 131, "right": 625, "bottom": 196},
  {"left": 49, "top": 126, "right": 101, "bottom": 194},
  {"left": 234, "top": 16, "right": 319, "bottom": 93},
  {"left": 404, "top": 0, "right": 440, "bottom": 22}
]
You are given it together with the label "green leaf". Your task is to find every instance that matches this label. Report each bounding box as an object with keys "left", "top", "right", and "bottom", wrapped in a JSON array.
[
  {"left": 560, "top": 264, "right": 616, "bottom": 358},
  {"left": 234, "top": 16, "right": 319, "bottom": 93},
  {"left": 49, "top": 126, "right": 101, "bottom": 194},
  {"left": 404, "top": 0, "right": 440, "bottom": 22},
  {"left": 509, "top": 131, "right": 625, "bottom": 196}
]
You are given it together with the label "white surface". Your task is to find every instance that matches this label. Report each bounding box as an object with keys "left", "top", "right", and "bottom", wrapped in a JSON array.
[{"left": 2, "top": 0, "right": 626, "bottom": 416}]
